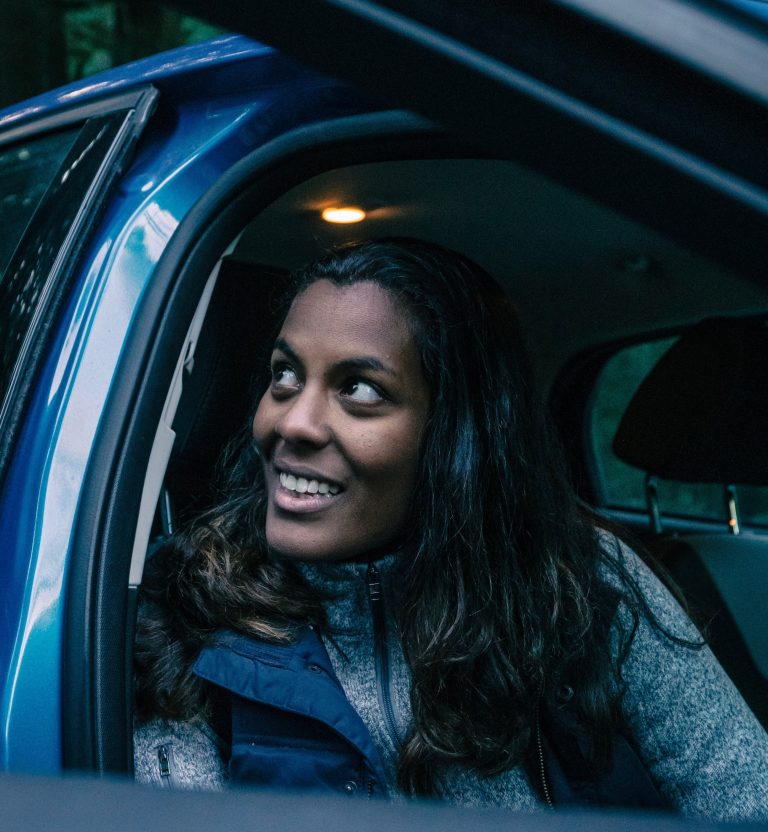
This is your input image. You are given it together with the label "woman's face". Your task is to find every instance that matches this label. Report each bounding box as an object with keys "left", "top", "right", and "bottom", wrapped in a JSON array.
[{"left": 253, "top": 279, "right": 430, "bottom": 561}]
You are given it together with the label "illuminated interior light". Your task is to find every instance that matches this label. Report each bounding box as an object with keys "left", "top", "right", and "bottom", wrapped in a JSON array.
[{"left": 321, "top": 206, "right": 366, "bottom": 224}]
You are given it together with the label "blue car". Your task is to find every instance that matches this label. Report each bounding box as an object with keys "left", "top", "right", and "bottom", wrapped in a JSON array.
[{"left": 2, "top": 0, "right": 768, "bottom": 827}]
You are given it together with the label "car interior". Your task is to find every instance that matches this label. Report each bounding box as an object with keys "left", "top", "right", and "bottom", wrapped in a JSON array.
[
  {"left": 125, "top": 153, "right": 768, "bottom": 758},
  {"left": 29, "top": 0, "right": 762, "bottom": 780}
]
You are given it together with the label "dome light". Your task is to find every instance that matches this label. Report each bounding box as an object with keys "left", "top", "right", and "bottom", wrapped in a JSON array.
[{"left": 321, "top": 206, "right": 366, "bottom": 224}]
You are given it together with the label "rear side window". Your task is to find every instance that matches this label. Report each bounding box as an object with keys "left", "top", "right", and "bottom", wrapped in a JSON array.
[
  {"left": 0, "top": 87, "right": 157, "bottom": 492},
  {"left": 590, "top": 337, "right": 768, "bottom": 527},
  {"left": 0, "top": 128, "right": 79, "bottom": 408},
  {"left": 0, "top": 129, "right": 78, "bottom": 278}
]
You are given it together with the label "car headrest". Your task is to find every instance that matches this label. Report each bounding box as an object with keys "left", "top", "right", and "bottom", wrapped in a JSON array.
[
  {"left": 168, "top": 258, "right": 288, "bottom": 515},
  {"left": 612, "top": 317, "right": 768, "bottom": 485}
]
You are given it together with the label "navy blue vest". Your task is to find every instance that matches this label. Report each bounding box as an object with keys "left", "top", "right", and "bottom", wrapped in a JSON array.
[{"left": 193, "top": 627, "right": 388, "bottom": 798}]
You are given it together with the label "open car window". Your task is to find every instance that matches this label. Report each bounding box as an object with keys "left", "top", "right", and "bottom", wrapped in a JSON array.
[{"left": 27, "top": 0, "right": 767, "bottom": 805}]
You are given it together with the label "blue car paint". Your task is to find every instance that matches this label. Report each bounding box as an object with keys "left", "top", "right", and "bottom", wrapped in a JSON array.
[
  {"left": 0, "top": 36, "right": 270, "bottom": 130},
  {"left": 0, "top": 37, "right": 377, "bottom": 773},
  {"left": 720, "top": 0, "right": 768, "bottom": 23}
]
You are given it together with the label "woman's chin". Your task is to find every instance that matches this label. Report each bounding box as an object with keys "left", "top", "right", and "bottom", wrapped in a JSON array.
[
  {"left": 265, "top": 526, "right": 346, "bottom": 562},
  {"left": 264, "top": 508, "right": 404, "bottom": 562}
]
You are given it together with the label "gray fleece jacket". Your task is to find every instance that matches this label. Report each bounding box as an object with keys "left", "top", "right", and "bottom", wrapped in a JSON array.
[{"left": 134, "top": 538, "right": 768, "bottom": 820}]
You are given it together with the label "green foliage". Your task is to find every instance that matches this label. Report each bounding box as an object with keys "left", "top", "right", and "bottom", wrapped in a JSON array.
[
  {"left": 64, "top": 2, "right": 116, "bottom": 80},
  {"left": 62, "top": 1, "right": 226, "bottom": 83},
  {"left": 0, "top": 1, "right": 227, "bottom": 109},
  {"left": 591, "top": 338, "right": 672, "bottom": 512}
]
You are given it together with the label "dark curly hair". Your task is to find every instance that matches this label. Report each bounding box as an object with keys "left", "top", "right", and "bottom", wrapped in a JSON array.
[{"left": 134, "top": 238, "right": 683, "bottom": 796}]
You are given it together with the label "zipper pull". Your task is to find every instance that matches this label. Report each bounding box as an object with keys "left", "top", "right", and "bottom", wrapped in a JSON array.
[
  {"left": 367, "top": 561, "right": 382, "bottom": 602},
  {"left": 157, "top": 744, "right": 172, "bottom": 786}
]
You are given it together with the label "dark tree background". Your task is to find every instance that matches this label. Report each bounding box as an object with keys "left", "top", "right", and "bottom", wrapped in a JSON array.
[{"left": 0, "top": 1, "right": 222, "bottom": 110}]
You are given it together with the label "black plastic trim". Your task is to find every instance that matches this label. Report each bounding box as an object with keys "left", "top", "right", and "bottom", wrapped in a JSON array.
[{"left": 0, "top": 89, "right": 158, "bottom": 148}]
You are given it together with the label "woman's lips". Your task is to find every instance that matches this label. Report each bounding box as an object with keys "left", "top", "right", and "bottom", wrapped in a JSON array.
[
  {"left": 271, "top": 468, "right": 343, "bottom": 515},
  {"left": 274, "top": 487, "right": 341, "bottom": 514}
]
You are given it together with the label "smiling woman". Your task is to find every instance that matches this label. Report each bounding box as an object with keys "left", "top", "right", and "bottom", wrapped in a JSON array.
[
  {"left": 133, "top": 239, "right": 768, "bottom": 818},
  {"left": 255, "top": 279, "right": 429, "bottom": 561}
]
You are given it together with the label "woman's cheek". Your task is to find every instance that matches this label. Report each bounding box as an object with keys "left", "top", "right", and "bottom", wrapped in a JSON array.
[{"left": 251, "top": 392, "right": 273, "bottom": 443}]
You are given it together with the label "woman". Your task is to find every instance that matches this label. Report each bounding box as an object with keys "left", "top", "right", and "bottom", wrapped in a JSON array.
[{"left": 134, "top": 239, "right": 768, "bottom": 818}]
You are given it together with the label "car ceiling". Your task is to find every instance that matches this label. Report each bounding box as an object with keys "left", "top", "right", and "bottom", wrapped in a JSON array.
[
  {"left": 161, "top": 0, "right": 768, "bottom": 290},
  {"left": 234, "top": 158, "right": 768, "bottom": 386}
]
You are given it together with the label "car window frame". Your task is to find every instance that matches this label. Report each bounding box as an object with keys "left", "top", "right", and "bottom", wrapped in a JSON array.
[
  {"left": 0, "top": 88, "right": 157, "bottom": 496},
  {"left": 551, "top": 327, "right": 768, "bottom": 537}
]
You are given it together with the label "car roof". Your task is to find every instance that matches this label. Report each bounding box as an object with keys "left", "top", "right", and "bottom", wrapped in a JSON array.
[
  {"left": 0, "top": 36, "right": 281, "bottom": 131},
  {"left": 0, "top": 2, "right": 763, "bottom": 386}
]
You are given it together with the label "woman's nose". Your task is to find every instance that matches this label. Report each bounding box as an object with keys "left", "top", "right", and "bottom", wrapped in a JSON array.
[{"left": 274, "top": 386, "right": 331, "bottom": 446}]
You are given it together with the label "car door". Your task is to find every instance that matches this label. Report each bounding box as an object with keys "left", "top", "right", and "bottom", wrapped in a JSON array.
[
  {"left": 0, "top": 88, "right": 157, "bottom": 772},
  {"left": 0, "top": 40, "right": 387, "bottom": 775}
]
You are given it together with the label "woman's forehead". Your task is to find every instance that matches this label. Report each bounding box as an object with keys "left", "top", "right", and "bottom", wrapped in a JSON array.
[{"left": 279, "top": 280, "right": 416, "bottom": 359}]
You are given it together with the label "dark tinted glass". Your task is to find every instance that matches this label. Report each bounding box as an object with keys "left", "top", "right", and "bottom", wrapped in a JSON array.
[
  {"left": 0, "top": 129, "right": 78, "bottom": 279},
  {"left": 0, "top": 112, "right": 137, "bottom": 486}
]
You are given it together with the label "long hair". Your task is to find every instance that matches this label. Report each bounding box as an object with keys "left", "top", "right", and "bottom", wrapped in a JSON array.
[{"left": 135, "top": 239, "right": 664, "bottom": 794}]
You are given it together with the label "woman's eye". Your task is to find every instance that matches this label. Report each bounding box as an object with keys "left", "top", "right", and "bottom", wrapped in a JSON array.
[
  {"left": 272, "top": 366, "right": 299, "bottom": 388},
  {"left": 342, "top": 380, "right": 383, "bottom": 403}
]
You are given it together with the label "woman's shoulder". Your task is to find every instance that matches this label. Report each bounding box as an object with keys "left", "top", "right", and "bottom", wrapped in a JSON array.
[
  {"left": 595, "top": 528, "right": 700, "bottom": 638},
  {"left": 133, "top": 717, "right": 228, "bottom": 790},
  {"left": 595, "top": 526, "right": 653, "bottom": 580}
]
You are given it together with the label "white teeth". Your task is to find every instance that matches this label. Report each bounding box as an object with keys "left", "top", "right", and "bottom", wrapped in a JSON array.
[{"left": 279, "top": 471, "right": 339, "bottom": 496}]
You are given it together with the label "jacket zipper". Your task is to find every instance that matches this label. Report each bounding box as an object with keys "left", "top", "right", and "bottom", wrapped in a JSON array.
[
  {"left": 366, "top": 562, "right": 401, "bottom": 751},
  {"left": 535, "top": 718, "right": 553, "bottom": 808}
]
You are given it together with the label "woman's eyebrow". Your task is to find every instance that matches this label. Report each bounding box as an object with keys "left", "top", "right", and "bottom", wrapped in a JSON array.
[
  {"left": 272, "top": 338, "right": 303, "bottom": 368},
  {"left": 334, "top": 357, "right": 399, "bottom": 378}
]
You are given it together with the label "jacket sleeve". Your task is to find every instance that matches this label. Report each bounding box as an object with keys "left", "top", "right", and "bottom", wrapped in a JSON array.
[
  {"left": 133, "top": 718, "right": 229, "bottom": 790},
  {"left": 606, "top": 537, "right": 768, "bottom": 820}
]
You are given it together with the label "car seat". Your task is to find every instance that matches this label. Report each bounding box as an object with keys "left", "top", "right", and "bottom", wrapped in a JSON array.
[{"left": 612, "top": 316, "right": 768, "bottom": 728}]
